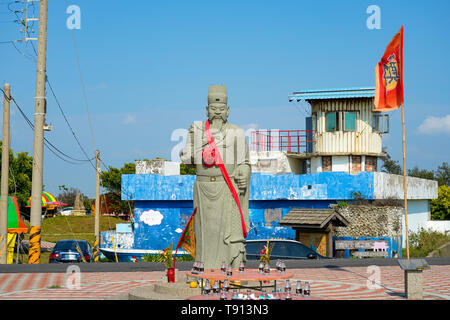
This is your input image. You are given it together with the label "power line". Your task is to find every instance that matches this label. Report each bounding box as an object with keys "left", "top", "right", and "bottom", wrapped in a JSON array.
[
  {"left": 10, "top": 40, "right": 35, "bottom": 62},
  {"left": 64, "top": 0, "right": 97, "bottom": 155},
  {"left": 46, "top": 78, "right": 97, "bottom": 170},
  {"left": 10, "top": 29, "right": 96, "bottom": 169},
  {"left": 1, "top": 88, "right": 95, "bottom": 165},
  {"left": 0, "top": 40, "right": 20, "bottom": 44}
]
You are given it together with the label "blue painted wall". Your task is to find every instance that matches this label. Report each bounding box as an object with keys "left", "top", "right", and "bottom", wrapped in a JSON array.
[
  {"left": 132, "top": 199, "right": 337, "bottom": 251},
  {"left": 122, "top": 172, "right": 375, "bottom": 201},
  {"left": 122, "top": 172, "right": 375, "bottom": 252}
]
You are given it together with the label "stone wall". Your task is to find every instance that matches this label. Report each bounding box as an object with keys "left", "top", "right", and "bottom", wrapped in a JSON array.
[{"left": 334, "top": 205, "right": 403, "bottom": 238}]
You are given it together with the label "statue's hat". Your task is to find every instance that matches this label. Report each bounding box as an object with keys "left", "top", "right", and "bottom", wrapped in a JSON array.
[{"left": 208, "top": 84, "right": 227, "bottom": 105}]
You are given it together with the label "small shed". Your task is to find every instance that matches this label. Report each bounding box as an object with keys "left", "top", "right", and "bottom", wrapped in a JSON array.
[{"left": 280, "top": 208, "right": 349, "bottom": 257}]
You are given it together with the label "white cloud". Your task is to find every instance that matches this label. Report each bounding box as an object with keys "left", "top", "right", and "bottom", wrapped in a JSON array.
[
  {"left": 124, "top": 114, "right": 137, "bottom": 125},
  {"left": 139, "top": 210, "right": 164, "bottom": 226},
  {"left": 417, "top": 115, "right": 450, "bottom": 135}
]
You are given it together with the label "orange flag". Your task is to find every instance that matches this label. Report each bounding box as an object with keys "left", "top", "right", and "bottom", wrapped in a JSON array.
[
  {"left": 374, "top": 26, "right": 404, "bottom": 111},
  {"left": 174, "top": 208, "right": 197, "bottom": 267}
]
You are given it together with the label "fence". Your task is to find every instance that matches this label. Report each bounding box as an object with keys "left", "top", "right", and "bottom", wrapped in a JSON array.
[{"left": 250, "top": 130, "right": 315, "bottom": 154}]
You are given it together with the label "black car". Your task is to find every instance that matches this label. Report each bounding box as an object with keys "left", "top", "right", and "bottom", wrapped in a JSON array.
[
  {"left": 49, "top": 239, "right": 93, "bottom": 263},
  {"left": 245, "top": 239, "right": 330, "bottom": 260}
]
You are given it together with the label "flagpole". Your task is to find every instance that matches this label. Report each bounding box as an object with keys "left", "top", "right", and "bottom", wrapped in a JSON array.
[{"left": 401, "top": 103, "right": 409, "bottom": 259}]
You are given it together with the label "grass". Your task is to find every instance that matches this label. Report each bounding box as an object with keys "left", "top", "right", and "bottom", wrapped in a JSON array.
[{"left": 22, "top": 215, "right": 126, "bottom": 262}]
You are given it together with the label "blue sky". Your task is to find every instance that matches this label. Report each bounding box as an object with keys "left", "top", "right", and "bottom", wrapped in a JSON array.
[{"left": 1, "top": 0, "right": 449, "bottom": 197}]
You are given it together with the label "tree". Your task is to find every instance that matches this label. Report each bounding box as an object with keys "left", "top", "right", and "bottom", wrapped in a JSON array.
[
  {"left": 56, "top": 186, "right": 92, "bottom": 212},
  {"left": 436, "top": 162, "right": 449, "bottom": 186},
  {"left": 180, "top": 163, "right": 196, "bottom": 175},
  {"left": 56, "top": 186, "right": 79, "bottom": 207},
  {"left": 381, "top": 148, "right": 402, "bottom": 174},
  {"left": 100, "top": 162, "right": 135, "bottom": 218},
  {"left": 0, "top": 141, "right": 33, "bottom": 211},
  {"left": 407, "top": 166, "right": 436, "bottom": 180},
  {"left": 99, "top": 159, "right": 194, "bottom": 217},
  {"left": 431, "top": 185, "right": 450, "bottom": 220}
]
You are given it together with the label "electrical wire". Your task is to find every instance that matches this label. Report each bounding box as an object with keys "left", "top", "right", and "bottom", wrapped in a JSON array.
[
  {"left": 5, "top": 0, "right": 134, "bottom": 221},
  {"left": 1, "top": 88, "right": 96, "bottom": 165},
  {"left": 11, "top": 23, "right": 97, "bottom": 169},
  {"left": 64, "top": 0, "right": 97, "bottom": 154},
  {"left": 46, "top": 78, "right": 97, "bottom": 169},
  {"left": 0, "top": 40, "right": 20, "bottom": 44}
]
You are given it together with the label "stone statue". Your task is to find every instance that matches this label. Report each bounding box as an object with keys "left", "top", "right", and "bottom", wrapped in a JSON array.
[{"left": 180, "top": 84, "right": 251, "bottom": 269}]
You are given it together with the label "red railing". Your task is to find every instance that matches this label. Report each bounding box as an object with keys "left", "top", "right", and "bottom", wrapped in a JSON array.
[{"left": 250, "top": 130, "right": 315, "bottom": 154}]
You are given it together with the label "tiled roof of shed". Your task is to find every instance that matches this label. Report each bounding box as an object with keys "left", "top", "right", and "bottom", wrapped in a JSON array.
[{"left": 280, "top": 208, "right": 349, "bottom": 228}]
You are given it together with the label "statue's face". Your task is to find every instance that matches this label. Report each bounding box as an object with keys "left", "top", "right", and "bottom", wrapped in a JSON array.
[{"left": 206, "top": 103, "right": 229, "bottom": 122}]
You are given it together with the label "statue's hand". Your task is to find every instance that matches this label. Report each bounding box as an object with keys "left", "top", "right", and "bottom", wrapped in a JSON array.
[{"left": 235, "top": 167, "right": 248, "bottom": 190}]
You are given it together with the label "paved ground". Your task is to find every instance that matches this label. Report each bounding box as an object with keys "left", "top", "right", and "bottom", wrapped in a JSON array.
[
  {"left": 0, "top": 264, "right": 449, "bottom": 300},
  {"left": 2, "top": 257, "right": 450, "bottom": 273}
]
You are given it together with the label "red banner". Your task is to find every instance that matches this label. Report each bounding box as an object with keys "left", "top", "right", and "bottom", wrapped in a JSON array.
[{"left": 374, "top": 26, "right": 404, "bottom": 111}]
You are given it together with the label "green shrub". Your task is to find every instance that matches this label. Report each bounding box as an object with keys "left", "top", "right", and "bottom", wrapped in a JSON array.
[
  {"left": 431, "top": 185, "right": 450, "bottom": 220},
  {"left": 337, "top": 202, "right": 348, "bottom": 208},
  {"left": 141, "top": 253, "right": 194, "bottom": 262},
  {"left": 407, "top": 228, "right": 450, "bottom": 257}
]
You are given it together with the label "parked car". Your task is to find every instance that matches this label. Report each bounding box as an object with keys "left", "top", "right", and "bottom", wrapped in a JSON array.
[
  {"left": 49, "top": 239, "right": 93, "bottom": 263},
  {"left": 245, "top": 239, "right": 331, "bottom": 260},
  {"left": 60, "top": 207, "right": 73, "bottom": 216}
]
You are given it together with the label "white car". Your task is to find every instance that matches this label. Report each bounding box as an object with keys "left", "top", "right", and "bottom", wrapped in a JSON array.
[{"left": 60, "top": 207, "right": 73, "bottom": 216}]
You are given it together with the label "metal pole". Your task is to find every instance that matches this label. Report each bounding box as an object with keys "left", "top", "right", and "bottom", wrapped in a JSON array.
[
  {"left": 94, "top": 150, "right": 100, "bottom": 262},
  {"left": 0, "top": 83, "right": 11, "bottom": 264},
  {"left": 28, "top": 0, "right": 48, "bottom": 264},
  {"left": 402, "top": 104, "right": 409, "bottom": 259}
]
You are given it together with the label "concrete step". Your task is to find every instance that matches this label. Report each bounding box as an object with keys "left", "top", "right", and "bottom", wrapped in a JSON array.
[
  {"left": 127, "top": 270, "right": 202, "bottom": 300},
  {"left": 128, "top": 284, "right": 187, "bottom": 300},
  {"left": 153, "top": 280, "right": 202, "bottom": 296}
]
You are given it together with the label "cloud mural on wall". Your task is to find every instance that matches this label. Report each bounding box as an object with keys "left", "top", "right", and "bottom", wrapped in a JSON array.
[{"left": 139, "top": 210, "right": 164, "bottom": 226}]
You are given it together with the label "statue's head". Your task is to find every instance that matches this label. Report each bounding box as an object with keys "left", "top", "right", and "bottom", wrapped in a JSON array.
[{"left": 206, "top": 84, "right": 229, "bottom": 123}]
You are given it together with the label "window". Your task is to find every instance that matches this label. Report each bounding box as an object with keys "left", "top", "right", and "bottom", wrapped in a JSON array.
[
  {"left": 322, "top": 156, "right": 332, "bottom": 172},
  {"left": 286, "top": 243, "right": 313, "bottom": 257},
  {"left": 327, "top": 111, "right": 357, "bottom": 132},
  {"left": 54, "top": 240, "right": 89, "bottom": 252},
  {"left": 365, "top": 156, "right": 378, "bottom": 172},
  {"left": 372, "top": 113, "right": 389, "bottom": 133},
  {"left": 344, "top": 112, "right": 357, "bottom": 131},
  {"left": 271, "top": 242, "right": 314, "bottom": 258},
  {"left": 351, "top": 155, "right": 361, "bottom": 172},
  {"left": 326, "top": 112, "right": 338, "bottom": 131},
  {"left": 244, "top": 242, "right": 265, "bottom": 256},
  {"left": 271, "top": 242, "right": 290, "bottom": 257}
]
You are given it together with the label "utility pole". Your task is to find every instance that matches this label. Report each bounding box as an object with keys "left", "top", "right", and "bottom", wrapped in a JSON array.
[
  {"left": 28, "top": 0, "right": 49, "bottom": 264},
  {"left": 0, "top": 83, "right": 11, "bottom": 264},
  {"left": 94, "top": 150, "right": 100, "bottom": 262}
]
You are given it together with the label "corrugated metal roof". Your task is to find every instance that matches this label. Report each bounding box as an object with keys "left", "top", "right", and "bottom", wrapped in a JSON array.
[{"left": 288, "top": 87, "right": 375, "bottom": 102}]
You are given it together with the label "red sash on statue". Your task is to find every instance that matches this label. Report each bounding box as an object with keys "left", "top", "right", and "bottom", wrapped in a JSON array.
[{"left": 203, "top": 120, "right": 248, "bottom": 238}]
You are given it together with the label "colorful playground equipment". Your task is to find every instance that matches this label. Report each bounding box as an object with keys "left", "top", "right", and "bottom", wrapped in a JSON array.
[{"left": 3, "top": 196, "right": 28, "bottom": 264}]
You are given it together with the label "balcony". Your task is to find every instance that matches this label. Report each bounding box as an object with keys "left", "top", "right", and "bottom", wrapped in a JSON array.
[{"left": 250, "top": 130, "right": 315, "bottom": 154}]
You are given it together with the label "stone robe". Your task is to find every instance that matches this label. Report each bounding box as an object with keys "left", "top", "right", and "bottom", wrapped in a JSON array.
[{"left": 180, "top": 121, "right": 251, "bottom": 269}]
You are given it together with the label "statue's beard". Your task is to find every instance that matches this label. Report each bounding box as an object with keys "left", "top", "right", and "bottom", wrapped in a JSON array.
[{"left": 209, "top": 115, "right": 227, "bottom": 128}]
